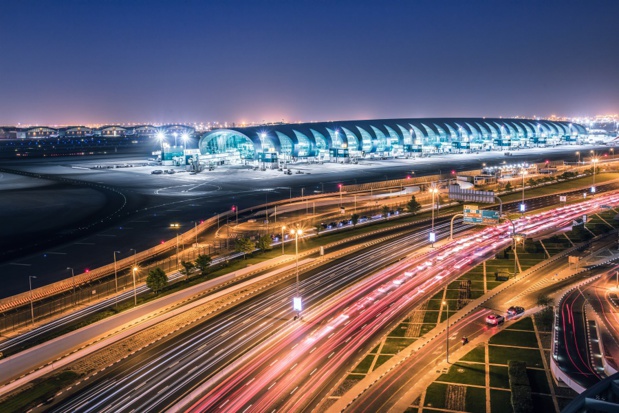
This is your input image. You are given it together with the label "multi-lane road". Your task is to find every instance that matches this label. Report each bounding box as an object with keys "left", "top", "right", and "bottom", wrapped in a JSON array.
[
  {"left": 41, "top": 218, "right": 467, "bottom": 412},
  {"left": 20, "top": 184, "right": 619, "bottom": 413},
  {"left": 179, "top": 191, "right": 619, "bottom": 413}
]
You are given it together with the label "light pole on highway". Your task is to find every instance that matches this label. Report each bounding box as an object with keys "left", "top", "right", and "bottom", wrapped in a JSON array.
[
  {"left": 429, "top": 185, "right": 439, "bottom": 247},
  {"left": 29, "top": 276, "right": 36, "bottom": 325},
  {"left": 113, "top": 250, "right": 120, "bottom": 308},
  {"left": 157, "top": 131, "right": 165, "bottom": 160},
  {"left": 281, "top": 225, "right": 286, "bottom": 255},
  {"left": 130, "top": 248, "right": 137, "bottom": 266},
  {"left": 232, "top": 205, "right": 238, "bottom": 226},
  {"left": 132, "top": 266, "right": 138, "bottom": 307},
  {"left": 66, "top": 267, "right": 76, "bottom": 307},
  {"left": 129, "top": 248, "right": 138, "bottom": 306},
  {"left": 194, "top": 221, "right": 199, "bottom": 246},
  {"left": 591, "top": 157, "right": 599, "bottom": 194},
  {"left": 338, "top": 184, "right": 343, "bottom": 207},
  {"left": 576, "top": 151, "right": 580, "bottom": 164},
  {"left": 291, "top": 227, "right": 303, "bottom": 319},
  {"left": 442, "top": 300, "right": 449, "bottom": 363},
  {"left": 520, "top": 170, "right": 527, "bottom": 217}
]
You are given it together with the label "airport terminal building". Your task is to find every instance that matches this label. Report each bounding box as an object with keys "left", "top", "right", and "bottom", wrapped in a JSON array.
[
  {"left": 198, "top": 118, "right": 585, "bottom": 165},
  {"left": 0, "top": 118, "right": 587, "bottom": 162}
]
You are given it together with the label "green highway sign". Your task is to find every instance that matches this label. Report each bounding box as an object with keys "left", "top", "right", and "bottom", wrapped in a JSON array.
[{"left": 463, "top": 206, "right": 500, "bottom": 225}]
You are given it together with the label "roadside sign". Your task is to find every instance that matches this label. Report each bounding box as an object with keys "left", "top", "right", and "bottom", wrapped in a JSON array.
[
  {"left": 293, "top": 297, "right": 302, "bottom": 312},
  {"left": 429, "top": 232, "right": 436, "bottom": 243},
  {"left": 448, "top": 185, "right": 495, "bottom": 204},
  {"left": 559, "top": 196, "right": 567, "bottom": 202},
  {"left": 583, "top": 214, "right": 587, "bottom": 223},
  {"left": 463, "top": 206, "right": 500, "bottom": 225}
]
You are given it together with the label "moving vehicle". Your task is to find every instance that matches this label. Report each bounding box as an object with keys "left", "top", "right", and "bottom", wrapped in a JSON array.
[
  {"left": 485, "top": 314, "right": 505, "bottom": 326},
  {"left": 507, "top": 306, "right": 525, "bottom": 316}
]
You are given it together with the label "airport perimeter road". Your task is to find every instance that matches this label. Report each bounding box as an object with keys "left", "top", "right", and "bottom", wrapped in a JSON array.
[{"left": 40, "top": 220, "right": 464, "bottom": 413}]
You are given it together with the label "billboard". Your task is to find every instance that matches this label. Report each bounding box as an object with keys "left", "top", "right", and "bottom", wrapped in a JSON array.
[{"left": 449, "top": 185, "right": 495, "bottom": 204}]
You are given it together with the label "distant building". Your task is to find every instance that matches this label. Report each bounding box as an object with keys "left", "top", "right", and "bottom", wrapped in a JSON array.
[
  {"left": 98, "top": 126, "right": 127, "bottom": 137},
  {"left": 62, "top": 126, "right": 93, "bottom": 137},
  {"left": 26, "top": 126, "right": 57, "bottom": 138}
]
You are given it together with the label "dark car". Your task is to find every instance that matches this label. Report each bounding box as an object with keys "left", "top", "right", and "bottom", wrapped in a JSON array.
[
  {"left": 507, "top": 306, "right": 525, "bottom": 316},
  {"left": 151, "top": 169, "right": 163, "bottom": 175}
]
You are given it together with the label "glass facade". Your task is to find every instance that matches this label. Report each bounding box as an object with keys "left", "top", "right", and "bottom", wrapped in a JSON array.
[{"left": 198, "top": 118, "right": 586, "bottom": 159}]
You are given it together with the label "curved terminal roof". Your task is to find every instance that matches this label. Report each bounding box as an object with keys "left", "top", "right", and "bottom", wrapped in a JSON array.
[{"left": 199, "top": 117, "right": 585, "bottom": 156}]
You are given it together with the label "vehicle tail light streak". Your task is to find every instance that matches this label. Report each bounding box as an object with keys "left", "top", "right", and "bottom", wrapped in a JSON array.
[{"left": 187, "top": 192, "right": 619, "bottom": 413}]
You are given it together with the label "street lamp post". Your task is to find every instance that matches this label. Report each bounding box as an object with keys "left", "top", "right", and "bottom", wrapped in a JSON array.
[
  {"left": 194, "top": 221, "right": 199, "bottom": 246},
  {"left": 592, "top": 158, "right": 598, "bottom": 194},
  {"left": 132, "top": 266, "right": 138, "bottom": 306},
  {"left": 176, "top": 234, "right": 180, "bottom": 270},
  {"left": 576, "top": 151, "right": 580, "bottom": 164},
  {"left": 66, "top": 267, "right": 76, "bottom": 307},
  {"left": 430, "top": 185, "right": 438, "bottom": 247},
  {"left": 157, "top": 132, "right": 165, "bottom": 161},
  {"left": 338, "top": 184, "right": 343, "bottom": 207},
  {"left": 520, "top": 170, "right": 527, "bottom": 217},
  {"left": 130, "top": 248, "right": 137, "bottom": 266},
  {"left": 29, "top": 276, "right": 36, "bottom": 325},
  {"left": 442, "top": 300, "right": 449, "bottom": 363},
  {"left": 129, "top": 248, "right": 138, "bottom": 306},
  {"left": 281, "top": 225, "right": 286, "bottom": 255},
  {"left": 232, "top": 205, "right": 238, "bottom": 226},
  {"left": 113, "top": 250, "right": 120, "bottom": 308},
  {"left": 291, "top": 227, "right": 303, "bottom": 319}
]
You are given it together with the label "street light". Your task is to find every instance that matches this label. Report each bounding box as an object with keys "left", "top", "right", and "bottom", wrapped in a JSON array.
[
  {"left": 181, "top": 133, "right": 189, "bottom": 149},
  {"left": 156, "top": 131, "right": 165, "bottom": 160},
  {"left": 576, "top": 151, "right": 580, "bottom": 164},
  {"left": 232, "top": 205, "right": 238, "bottom": 226},
  {"left": 429, "top": 185, "right": 439, "bottom": 247},
  {"left": 132, "top": 266, "right": 138, "bottom": 306},
  {"left": 592, "top": 158, "right": 599, "bottom": 194},
  {"left": 29, "top": 276, "right": 36, "bottom": 325},
  {"left": 520, "top": 170, "right": 527, "bottom": 216},
  {"left": 338, "top": 184, "right": 343, "bottom": 207},
  {"left": 281, "top": 225, "right": 286, "bottom": 255},
  {"left": 290, "top": 227, "right": 303, "bottom": 319},
  {"left": 442, "top": 300, "right": 449, "bottom": 363},
  {"left": 130, "top": 248, "right": 137, "bottom": 266},
  {"left": 66, "top": 267, "right": 76, "bottom": 307},
  {"left": 113, "top": 250, "right": 120, "bottom": 308},
  {"left": 194, "top": 221, "right": 199, "bottom": 246}
]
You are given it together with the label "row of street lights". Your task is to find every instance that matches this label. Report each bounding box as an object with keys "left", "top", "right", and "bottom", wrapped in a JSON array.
[{"left": 28, "top": 248, "right": 140, "bottom": 326}]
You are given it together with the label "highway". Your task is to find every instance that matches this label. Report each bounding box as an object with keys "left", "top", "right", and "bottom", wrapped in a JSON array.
[
  {"left": 180, "top": 191, "right": 619, "bottom": 413},
  {"left": 25, "top": 187, "right": 619, "bottom": 412},
  {"left": 40, "top": 218, "right": 468, "bottom": 412},
  {"left": 338, "top": 260, "right": 613, "bottom": 413}
]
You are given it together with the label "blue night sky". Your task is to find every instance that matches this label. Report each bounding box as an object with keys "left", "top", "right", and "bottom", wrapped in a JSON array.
[{"left": 1, "top": 0, "right": 618, "bottom": 125}]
